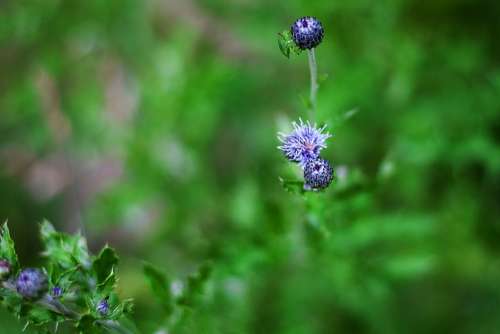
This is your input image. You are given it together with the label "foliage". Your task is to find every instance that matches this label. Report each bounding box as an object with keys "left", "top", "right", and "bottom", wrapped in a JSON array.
[
  {"left": 1, "top": 0, "right": 500, "bottom": 333},
  {"left": 0, "top": 222, "right": 133, "bottom": 333}
]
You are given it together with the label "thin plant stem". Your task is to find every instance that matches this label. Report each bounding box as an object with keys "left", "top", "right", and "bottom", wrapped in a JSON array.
[{"left": 307, "top": 48, "right": 318, "bottom": 122}]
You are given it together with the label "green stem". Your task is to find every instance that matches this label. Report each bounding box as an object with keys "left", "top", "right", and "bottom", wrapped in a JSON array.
[
  {"left": 307, "top": 48, "right": 318, "bottom": 122},
  {"left": 98, "top": 320, "right": 135, "bottom": 334},
  {"left": 39, "top": 295, "right": 79, "bottom": 319}
]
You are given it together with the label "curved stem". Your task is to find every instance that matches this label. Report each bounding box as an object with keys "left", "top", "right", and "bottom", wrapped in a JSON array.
[
  {"left": 307, "top": 48, "right": 318, "bottom": 122},
  {"left": 39, "top": 295, "right": 79, "bottom": 319}
]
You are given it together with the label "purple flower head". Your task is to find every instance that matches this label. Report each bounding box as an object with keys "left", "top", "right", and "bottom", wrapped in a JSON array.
[
  {"left": 97, "top": 298, "right": 110, "bottom": 316},
  {"left": 0, "top": 259, "right": 11, "bottom": 279},
  {"left": 303, "top": 158, "right": 334, "bottom": 190},
  {"left": 277, "top": 119, "right": 331, "bottom": 168},
  {"left": 16, "top": 268, "right": 48, "bottom": 300},
  {"left": 291, "top": 16, "right": 324, "bottom": 50}
]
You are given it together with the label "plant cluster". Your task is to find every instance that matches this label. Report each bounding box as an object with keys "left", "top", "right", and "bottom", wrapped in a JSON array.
[
  {"left": 277, "top": 17, "right": 334, "bottom": 191},
  {"left": 0, "top": 222, "right": 212, "bottom": 333},
  {"left": 0, "top": 222, "right": 133, "bottom": 333}
]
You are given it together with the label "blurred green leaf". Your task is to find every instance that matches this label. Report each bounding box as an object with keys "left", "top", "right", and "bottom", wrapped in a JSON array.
[
  {"left": 0, "top": 223, "right": 18, "bottom": 272},
  {"left": 40, "top": 220, "right": 90, "bottom": 270},
  {"left": 279, "top": 177, "right": 306, "bottom": 195},
  {"left": 75, "top": 314, "right": 98, "bottom": 334},
  {"left": 178, "top": 263, "right": 213, "bottom": 308},
  {"left": 143, "top": 262, "right": 173, "bottom": 315}
]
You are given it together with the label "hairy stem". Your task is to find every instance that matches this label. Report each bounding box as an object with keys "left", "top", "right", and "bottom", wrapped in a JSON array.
[{"left": 307, "top": 48, "right": 318, "bottom": 121}]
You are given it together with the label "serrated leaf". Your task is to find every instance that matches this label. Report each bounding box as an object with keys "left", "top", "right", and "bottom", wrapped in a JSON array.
[
  {"left": 96, "top": 269, "right": 117, "bottom": 294},
  {"left": 92, "top": 246, "right": 118, "bottom": 285},
  {"left": 0, "top": 223, "right": 19, "bottom": 271},
  {"left": 108, "top": 298, "right": 134, "bottom": 320},
  {"left": 278, "top": 30, "right": 302, "bottom": 59},
  {"left": 278, "top": 33, "right": 290, "bottom": 58},
  {"left": 40, "top": 220, "right": 90, "bottom": 270},
  {"left": 143, "top": 262, "right": 173, "bottom": 315}
]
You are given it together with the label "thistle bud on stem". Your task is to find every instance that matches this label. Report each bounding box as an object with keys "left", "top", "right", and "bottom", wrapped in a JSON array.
[{"left": 0, "top": 259, "right": 11, "bottom": 280}]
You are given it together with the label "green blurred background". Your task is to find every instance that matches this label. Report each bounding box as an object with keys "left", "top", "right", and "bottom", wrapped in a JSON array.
[{"left": 1, "top": 0, "right": 500, "bottom": 333}]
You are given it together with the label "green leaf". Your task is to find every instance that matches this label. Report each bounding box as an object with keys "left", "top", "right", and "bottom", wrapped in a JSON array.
[
  {"left": 108, "top": 298, "right": 134, "bottom": 320},
  {"left": 278, "top": 33, "right": 291, "bottom": 58},
  {"left": 97, "top": 269, "right": 117, "bottom": 294},
  {"left": 299, "top": 94, "right": 313, "bottom": 111},
  {"left": 22, "top": 305, "right": 60, "bottom": 327},
  {"left": 0, "top": 286, "right": 23, "bottom": 316},
  {"left": 143, "top": 262, "right": 173, "bottom": 315},
  {"left": 92, "top": 246, "right": 119, "bottom": 285},
  {"left": 0, "top": 223, "right": 19, "bottom": 271},
  {"left": 177, "top": 262, "right": 213, "bottom": 308},
  {"left": 279, "top": 177, "right": 306, "bottom": 195},
  {"left": 40, "top": 220, "right": 91, "bottom": 270},
  {"left": 76, "top": 314, "right": 98, "bottom": 334},
  {"left": 278, "top": 30, "right": 302, "bottom": 59}
]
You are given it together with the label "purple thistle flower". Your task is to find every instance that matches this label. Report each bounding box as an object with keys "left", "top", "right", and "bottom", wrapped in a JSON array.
[
  {"left": 303, "top": 158, "right": 334, "bottom": 190},
  {"left": 277, "top": 119, "right": 331, "bottom": 168},
  {"left": 16, "top": 268, "right": 48, "bottom": 300},
  {"left": 97, "top": 298, "right": 110, "bottom": 316},
  {"left": 291, "top": 17, "right": 324, "bottom": 50}
]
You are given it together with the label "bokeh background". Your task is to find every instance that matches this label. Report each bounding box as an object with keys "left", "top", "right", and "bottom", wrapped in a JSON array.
[{"left": 1, "top": 0, "right": 500, "bottom": 333}]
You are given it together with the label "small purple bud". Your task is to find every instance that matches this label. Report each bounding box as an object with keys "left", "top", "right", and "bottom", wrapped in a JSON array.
[
  {"left": 97, "top": 298, "right": 109, "bottom": 316},
  {"left": 16, "top": 268, "right": 48, "bottom": 300},
  {"left": 52, "top": 286, "right": 63, "bottom": 298},
  {"left": 0, "top": 259, "right": 11, "bottom": 279}
]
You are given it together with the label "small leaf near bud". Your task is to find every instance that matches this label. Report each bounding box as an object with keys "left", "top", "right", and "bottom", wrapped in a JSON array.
[{"left": 278, "top": 30, "right": 303, "bottom": 59}]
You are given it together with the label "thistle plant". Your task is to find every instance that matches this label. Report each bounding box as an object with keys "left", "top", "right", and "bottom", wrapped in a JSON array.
[
  {"left": 278, "top": 17, "right": 334, "bottom": 191},
  {"left": 0, "top": 222, "right": 212, "bottom": 333},
  {"left": 0, "top": 222, "right": 134, "bottom": 333}
]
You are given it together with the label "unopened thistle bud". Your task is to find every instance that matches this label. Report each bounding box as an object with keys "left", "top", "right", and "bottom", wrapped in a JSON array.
[
  {"left": 52, "top": 286, "right": 63, "bottom": 298},
  {"left": 97, "top": 298, "right": 109, "bottom": 316},
  {"left": 291, "top": 16, "right": 324, "bottom": 50},
  {"left": 16, "top": 268, "right": 48, "bottom": 300},
  {"left": 0, "top": 259, "right": 11, "bottom": 279},
  {"left": 303, "top": 158, "right": 334, "bottom": 190}
]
